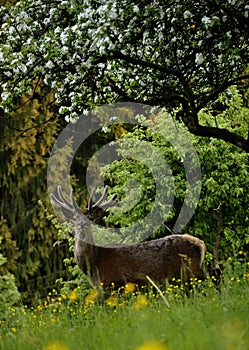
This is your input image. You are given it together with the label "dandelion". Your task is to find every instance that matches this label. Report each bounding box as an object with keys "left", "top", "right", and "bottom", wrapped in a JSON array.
[
  {"left": 132, "top": 295, "right": 149, "bottom": 310},
  {"left": 43, "top": 340, "right": 70, "bottom": 350},
  {"left": 69, "top": 288, "right": 78, "bottom": 301},
  {"left": 134, "top": 340, "right": 167, "bottom": 350},
  {"left": 125, "top": 282, "right": 136, "bottom": 294},
  {"left": 11, "top": 327, "right": 16, "bottom": 333},
  {"left": 106, "top": 296, "right": 117, "bottom": 307},
  {"left": 238, "top": 250, "right": 243, "bottom": 255},
  {"left": 84, "top": 289, "right": 99, "bottom": 305}
]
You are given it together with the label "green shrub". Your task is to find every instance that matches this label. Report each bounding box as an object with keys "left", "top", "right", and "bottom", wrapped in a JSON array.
[{"left": 0, "top": 237, "right": 20, "bottom": 320}]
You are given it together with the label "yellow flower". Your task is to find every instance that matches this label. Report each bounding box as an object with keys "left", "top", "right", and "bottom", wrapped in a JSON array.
[
  {"left": 84, "top": 289, "right": 99, "bottom": 305},
  {"left": 43, "top": 341, "right": 70, "bottom": 350},
  {"left": 11, "top": 327, "right": 16, "bottom": 333},
  {"left": 106, "top": 296, "right": 117, "bottom": 307},
  {"left": 125, "top": 282, "right": 136, "bottom": 294},
  {"left": 132, "top": 295, "right": 149, "bottom": 310},
  {"left": 134, "top": 341, "right": 167, "bottom": 350},
  {"left": 238, "top": 250, "right": 243, "bottom": 255},
  {"left": 69, "top": 289, "right": 78, "bottom": 301}
]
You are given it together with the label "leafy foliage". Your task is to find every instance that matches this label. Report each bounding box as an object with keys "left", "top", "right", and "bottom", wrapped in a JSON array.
[
  {"left": 102, "top": 86, "right": 249, "bottom": 260},
  {"left": 0, "top": 0, "right": 248, "bottom": 149},
  {"left": 0, "top": 82, "right": 67, "bottom": 301},
  {"left": 0, "top": 236, "right": 20, "bottom": 320},
  {"left": 189, "top": 86, "right": 249, "bottom": 257}
]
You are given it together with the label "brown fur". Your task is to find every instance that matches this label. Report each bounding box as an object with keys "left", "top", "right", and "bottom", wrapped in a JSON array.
[{"left": 75, "top": 234, "right": 206, "bottom": 287}]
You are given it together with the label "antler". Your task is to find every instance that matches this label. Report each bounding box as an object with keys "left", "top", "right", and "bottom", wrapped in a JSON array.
[
  {"left": 87, "top": 185, "right": 117, "bottom": 211},
  {"left": 50, "top": 185, "right": 117, "bottom": 220},
  {"left": 50, "top": 186, "right": 82, "bottom": 220}
]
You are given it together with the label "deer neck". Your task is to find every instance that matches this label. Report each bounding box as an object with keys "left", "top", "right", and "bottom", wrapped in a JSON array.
[{"left": 74, "top": 220, "right": 96, "bottom": 276}]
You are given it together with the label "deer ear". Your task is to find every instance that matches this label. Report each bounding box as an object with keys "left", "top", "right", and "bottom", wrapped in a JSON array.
[{"left": 60, "top": 206, "right": 76, "bottom": 221}]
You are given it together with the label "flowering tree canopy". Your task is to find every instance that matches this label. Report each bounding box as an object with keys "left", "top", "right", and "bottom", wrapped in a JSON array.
[{"left": 0, "top": 0, "right": 249, "bottom": 151}]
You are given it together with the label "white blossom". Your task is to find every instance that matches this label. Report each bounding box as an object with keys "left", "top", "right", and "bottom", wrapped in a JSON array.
[
  {"left": 109, "top": 116, "right": 119, "bottom": 122},
  {"left": 1, "top": 91, "right": 8, "bottom": 100},
  {"left": 195, "top": 53, "right": 205, "bottom": 65},
  {"left": 44, "top": 18, "right": 50, "bottom": 25},
  {"left": 60, "top": 31, "right": 69, "bottom": 44},
  {"left": 54, "top": 26, "right": 61, "bottom": 34},
  {"left": 49, "top": 7, "right": 56, "bottom": 16},
  {"left": 82, "top": 109, "right": 89, "bottom": 116},
  {"left": 183, "top": 10, "right": 192, "bottom": 19},
  {"left": 19, "top": 63, "right": 27, "bottom": 73},
  {"left": 202, "top": 16, "right": 211, "bottom": 25},
  {"left": 102, "top": 126, "right": 110, "bottom": 133},
  {"left": 0, "top": 0, "right": 247, "bottom": 122},
  {"left": 4, "top": 71, "right": 12, "bottom": 77},
  {"left": 59, "top": 106, "right": 69, "bottom": 114},
  {"left": 133, "top": 5, "right": 139, "bottom": 13}
]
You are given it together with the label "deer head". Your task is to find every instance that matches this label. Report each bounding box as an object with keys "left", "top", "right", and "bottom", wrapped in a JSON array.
[{"left": 50, "top": 185, "right": 116, "bottom": 245}]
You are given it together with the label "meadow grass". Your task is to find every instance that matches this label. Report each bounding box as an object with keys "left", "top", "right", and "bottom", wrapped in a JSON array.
[{"left": 1, "top": 261, "right": 249, "bottom": 350}]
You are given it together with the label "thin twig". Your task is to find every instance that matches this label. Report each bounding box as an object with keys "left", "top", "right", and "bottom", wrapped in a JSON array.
[
  {"left": 146, "top": 275, "right": 170, "bottom": 308},
  {"left": 163, "top": 224, "right": 175, "bottom": 235}
]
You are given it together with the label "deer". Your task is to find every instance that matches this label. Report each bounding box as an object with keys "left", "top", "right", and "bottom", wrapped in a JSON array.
[{"left": 50, "top": 186, "right": 207, "bottom": 289}]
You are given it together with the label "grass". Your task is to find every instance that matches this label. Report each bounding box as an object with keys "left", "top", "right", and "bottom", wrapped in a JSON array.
[{"left": 1, "top": 261, "right": 249, "bottom": 350}]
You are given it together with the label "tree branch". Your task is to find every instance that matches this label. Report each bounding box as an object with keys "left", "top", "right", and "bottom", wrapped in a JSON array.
[
  {"left": 101, "top": 51, "right": 181, "bottom": 77},
  {"left": 197, "top": 75, "right": 249, "bottom": 111},
  {"left": 187, "top": 123, "right": 249, "bottom": 152}
]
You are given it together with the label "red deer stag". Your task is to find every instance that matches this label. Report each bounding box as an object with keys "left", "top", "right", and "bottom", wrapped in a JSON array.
[{"left": 50, "top": 186, "right": 206, "bottom": 288}]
